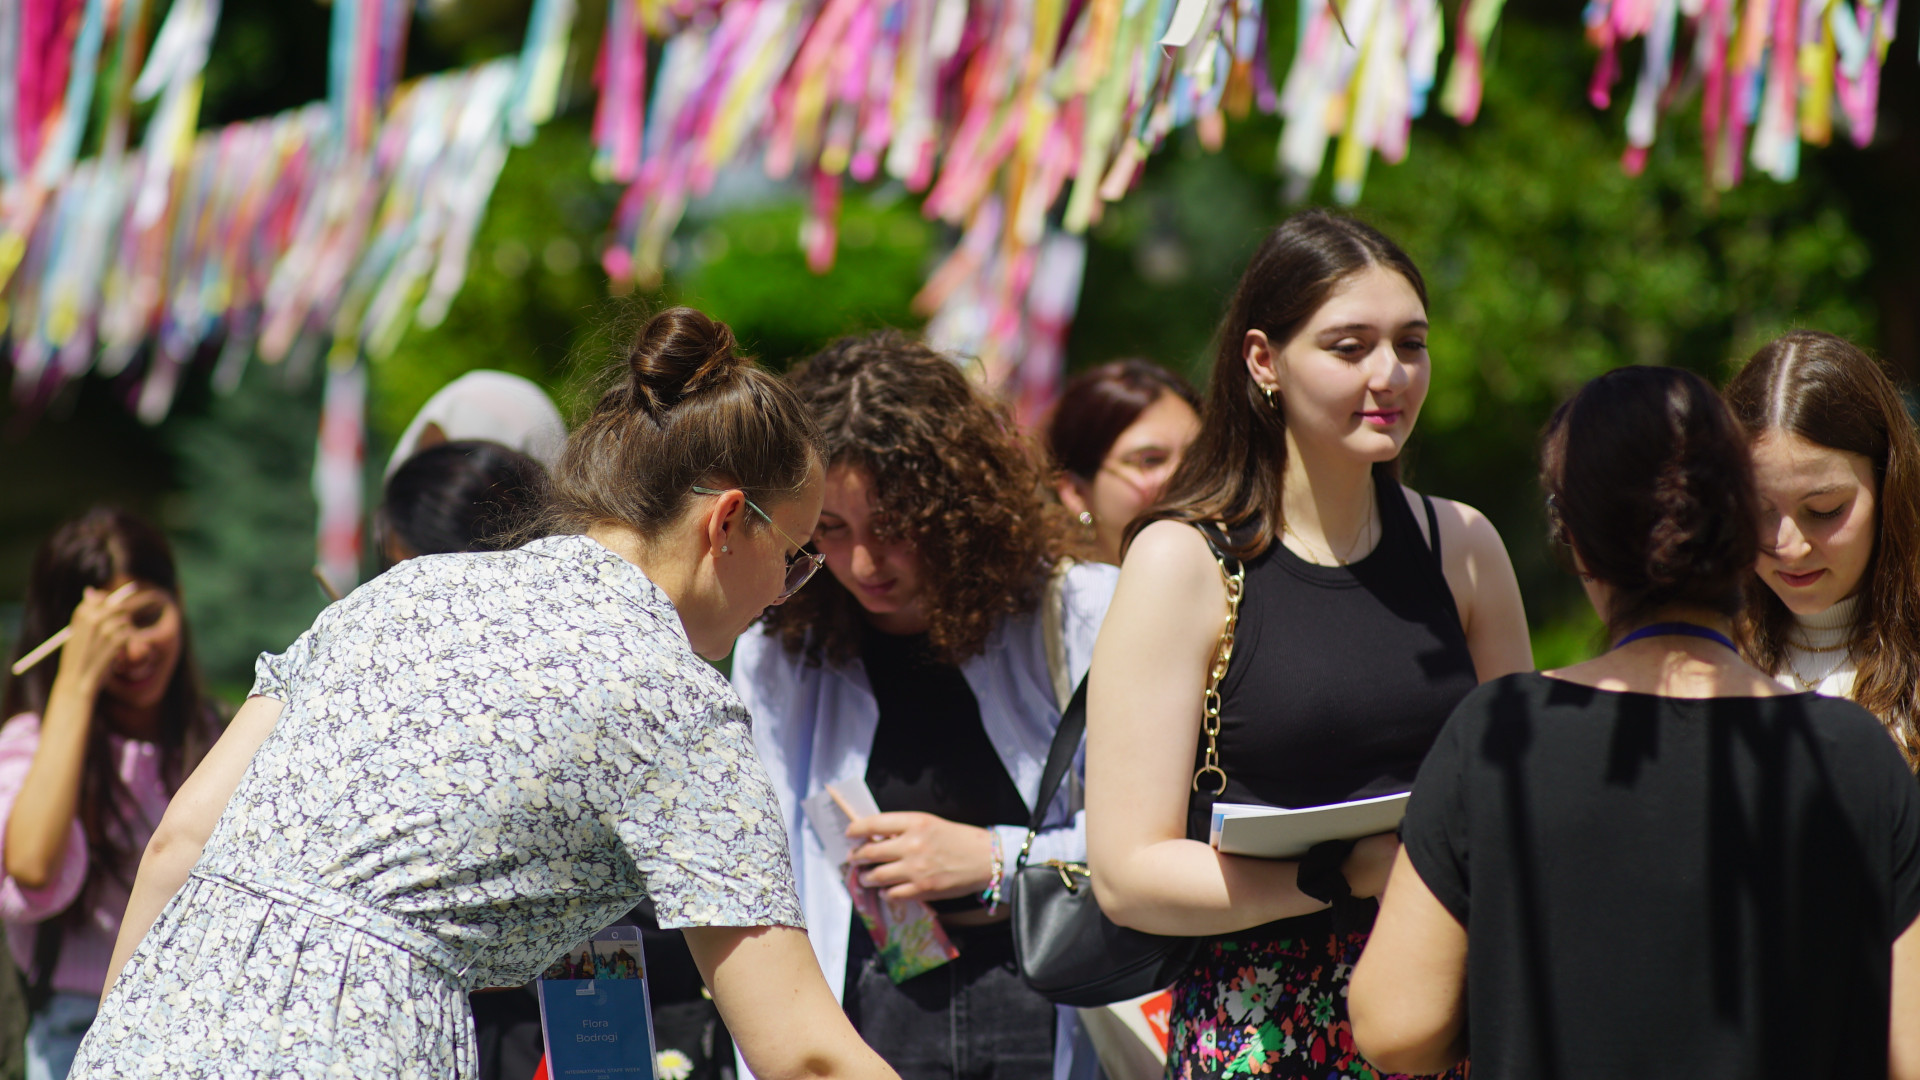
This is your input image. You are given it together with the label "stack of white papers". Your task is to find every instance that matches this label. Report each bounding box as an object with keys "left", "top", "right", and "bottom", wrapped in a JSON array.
[{"left": 1208, "top": 792, "right": 1411, "bottom": 859}]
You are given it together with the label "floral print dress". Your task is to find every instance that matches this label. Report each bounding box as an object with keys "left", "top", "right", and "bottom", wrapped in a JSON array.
[
  {"left": 69, "top": 535, "right": 804, "bottom": 1080},
  {"left": 1167, "top": 920, "right": 1468, "bottom": 1080}
]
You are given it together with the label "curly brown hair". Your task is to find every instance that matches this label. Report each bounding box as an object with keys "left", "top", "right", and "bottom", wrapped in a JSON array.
[{"left": 761, "top": 331, "right": 1069, "bottom": 665}]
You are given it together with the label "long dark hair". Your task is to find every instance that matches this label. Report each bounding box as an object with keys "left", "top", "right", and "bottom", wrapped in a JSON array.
[
  {"left": 1724, "top": 331, "right": 1920, "bottom": 770},
  {"left": 1129, "top": 210, "right": 1427, "bottom": 560},
  {"left": 1, "top": 509, "right": 218, "bottom": 920},
  {"left": 761, "top": 330, "right": 1069, "bottom": 665},
  {"left": 1540, "top": 367, "right": 1760, "bottom": 640}
]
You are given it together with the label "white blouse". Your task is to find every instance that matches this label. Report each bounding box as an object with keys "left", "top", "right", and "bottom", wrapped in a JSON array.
[{"left": 732, "top": 560, "right": 1119, "bottom": 1080}]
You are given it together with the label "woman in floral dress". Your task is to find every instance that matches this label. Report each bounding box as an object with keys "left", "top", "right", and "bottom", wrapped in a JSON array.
[{"left": 69, "top": 308, "right": 897, "bottom": 1080}]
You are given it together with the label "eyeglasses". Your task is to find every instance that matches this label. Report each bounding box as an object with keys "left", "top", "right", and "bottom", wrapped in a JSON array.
[{"left": 691, "top": 486, "right": 826, "bottom": 599}]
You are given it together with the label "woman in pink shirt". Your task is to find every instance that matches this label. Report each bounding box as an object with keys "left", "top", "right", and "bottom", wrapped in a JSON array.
[{"left": 0, "top": 509, "right": 219, "bottom": 1080}]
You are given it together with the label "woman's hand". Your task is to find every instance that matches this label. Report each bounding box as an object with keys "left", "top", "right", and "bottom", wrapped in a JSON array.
[
  {"left": 1342, "top": 832, "right": 1402, "bottom": 899},
  {"left": 50, "top": 585, "right": 137, "bottom": 699},
  {"left": 3, "top": 584, "right": 140, "bottom": 889},
  {"left": 845, "top": 812, "right": 993, "bottom": 901}
]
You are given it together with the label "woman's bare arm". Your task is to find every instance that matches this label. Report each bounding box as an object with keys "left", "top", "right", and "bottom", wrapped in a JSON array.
[
  {"left": 101, "top": 695, "right": 282, "bottom": 998},
  {"left": 1891, "top": 913, "right": 1920, "bottom": 1080},
  {"left": 1085, "top": 521, "right": 1385, "bottom": 936},
  {"left": 685, "top": 924, "right": 897, "bottom": 1080},
  {"left": 1348, "top": 846, "right": 1469, "bottom": 1074},
  {"left": 1410, "top": 491, "right": 1533, "bottom": 683}
]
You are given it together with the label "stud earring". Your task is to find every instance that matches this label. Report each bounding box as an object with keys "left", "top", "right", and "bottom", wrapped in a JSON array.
[
  {"left": 1078, "top": 511, "right": 1094, "bottom": 527},
  {"left": 721, "top": 545, "right": 730, "bottom": 554}
]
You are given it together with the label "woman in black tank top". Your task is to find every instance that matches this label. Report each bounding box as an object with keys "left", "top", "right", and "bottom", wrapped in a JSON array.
[
  {"left": 1084, "top": 211, "right": 1534, "bottom": 1080},
  {"left": 1184, "top": 464, "right": 1478, "bottom": 844}
]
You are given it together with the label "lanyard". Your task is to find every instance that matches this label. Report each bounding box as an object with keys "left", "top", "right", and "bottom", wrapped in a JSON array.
[{"left": 1611, "top": 621, "right": 1738, "bottom": 654}]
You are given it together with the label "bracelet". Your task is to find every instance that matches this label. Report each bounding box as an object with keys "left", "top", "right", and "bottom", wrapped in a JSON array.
[
  {"left": 1295, "top": 839, "right": 1356, "bottom": 906},
  {"left": 981, "top": 831, "right": 1005, "bottom": 915}
]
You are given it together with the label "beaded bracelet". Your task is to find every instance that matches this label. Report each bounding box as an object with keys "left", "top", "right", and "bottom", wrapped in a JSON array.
[{"left": 981, "top": 831, "right": 1005, "bottom": 915}]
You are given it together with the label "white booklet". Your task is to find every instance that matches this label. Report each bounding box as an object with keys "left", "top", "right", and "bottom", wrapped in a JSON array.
[{"left": 1208, "top": 792, "right": 1411, "bottom": 859}]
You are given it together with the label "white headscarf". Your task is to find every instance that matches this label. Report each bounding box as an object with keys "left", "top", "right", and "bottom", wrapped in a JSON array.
[{"left": 385, "top": 370, "right": 567, "bottom": 478}]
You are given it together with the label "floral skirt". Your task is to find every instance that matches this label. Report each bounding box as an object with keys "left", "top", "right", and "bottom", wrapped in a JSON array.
[{"left": 1165, "top": 913, "right": 1467, "bottom": 1080}]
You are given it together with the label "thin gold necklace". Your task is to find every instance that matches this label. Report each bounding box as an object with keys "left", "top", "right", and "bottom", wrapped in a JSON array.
[
  {"left": 1782, "top": 649, "right": 1850, "bottom": 692},
  {"left": 1283, "top": 481, "right": 1376, "bottom": 566},
  {"left": 1784, "top": 637, "right": 1850, "bottom": 654}
]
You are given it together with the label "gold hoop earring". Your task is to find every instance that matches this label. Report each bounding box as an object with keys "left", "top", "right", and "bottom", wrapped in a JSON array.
[{"left": 1261, "top": 385, "right": 1277, "bottom": 409}]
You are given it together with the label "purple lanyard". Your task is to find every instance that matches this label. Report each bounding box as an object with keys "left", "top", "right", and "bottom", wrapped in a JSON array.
[{"left": 1611, "top": 621, "right": 1738, "bottom": 654}]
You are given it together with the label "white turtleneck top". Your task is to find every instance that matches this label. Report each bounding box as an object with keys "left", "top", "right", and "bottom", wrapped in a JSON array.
[{"left": 1777, "top": 594, "right": 1861, "bottom": 697}]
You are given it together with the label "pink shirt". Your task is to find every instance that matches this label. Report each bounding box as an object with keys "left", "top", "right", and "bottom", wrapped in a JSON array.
[{"left": 0, "top": 713, "right": 170, "bottom": 998}]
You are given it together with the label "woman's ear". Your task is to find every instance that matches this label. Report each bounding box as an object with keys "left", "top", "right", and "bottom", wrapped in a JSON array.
[
  {"left": 1244, "top": 329, "right": 1279, "bottom": 396},
  {"left": 1055, "top": 476, "right": 1092, "bottom": 518},
  {"left": 701, "top": 488, "right": 750, "bottom": 556}
]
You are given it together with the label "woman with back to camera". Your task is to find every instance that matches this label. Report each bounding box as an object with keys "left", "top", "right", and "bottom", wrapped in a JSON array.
[
  {"left": 69, "top": 307, "right": 898, "bottom": 1080},
  {"left": 1045, "top": 360, "right": 1202, "bottom": 566},
  {"left": 1, "top": 509, "right": 221, "bottom": 1079},
  {"left": 1084, "top": 210, "right": 1533, "bottom": 1080},
  {"left": 735, "top": 331, "right": 1117, "bottom": 1080},
  {"left": 1723, "top": 330, "right": 1920, "bottom": 769},
  {"left": 377, "top": 439, "right": 550, "bottom": 564},
  {"left": 1350, "top": 365, "right": 1920, "bottom": 1079}
]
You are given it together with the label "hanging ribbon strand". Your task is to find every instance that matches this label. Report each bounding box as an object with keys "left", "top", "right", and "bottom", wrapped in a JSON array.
[
  {"left": 330, "top": 0, "right": 411, "bottom": 154},
  {"left": 1586, "top": 0, "right": 1898, "bottom": 186}
]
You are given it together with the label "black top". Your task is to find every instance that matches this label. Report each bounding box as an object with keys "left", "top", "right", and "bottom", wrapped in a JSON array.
[
  {"left": 862, "top": 627, "right": 1030, "bottom": 912},
  {"left": 1402, "top": 673, "right": 1920, "bottom": 1080},
  {"left": 1185, "top": 466, "right": 1479, "bottom": 843}
]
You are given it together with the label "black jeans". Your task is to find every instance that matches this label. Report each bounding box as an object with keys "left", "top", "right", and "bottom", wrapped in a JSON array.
[{"left": 843, "top": 914, "right": 1055, "bottom": 1080}]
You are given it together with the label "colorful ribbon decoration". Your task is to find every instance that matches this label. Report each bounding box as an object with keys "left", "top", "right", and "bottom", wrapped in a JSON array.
[
  {"left": 2, "top": 0, "right": 536, "bottom": 589},
  {"left": 6, "top": 60, "right": 518, "bottom": 412},
  {"left": 1585, "top": 0, "right": 1897, "bottom": 185},
  {"left": 592, "top": 0, "right": 1499, "bottom": 412}
]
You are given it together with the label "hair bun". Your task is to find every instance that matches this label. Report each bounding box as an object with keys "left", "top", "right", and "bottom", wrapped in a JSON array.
[
  {"left": 626, "top": 307, "right": 746, "bottom": 415},
  {"left": 1540, "top": 366, "right": 1759, "bottom": 636}
]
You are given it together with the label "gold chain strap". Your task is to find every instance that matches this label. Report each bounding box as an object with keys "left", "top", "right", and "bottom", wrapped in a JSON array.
[{"left": 1192, "top": 544, "right": 1246, "bottom": 795}]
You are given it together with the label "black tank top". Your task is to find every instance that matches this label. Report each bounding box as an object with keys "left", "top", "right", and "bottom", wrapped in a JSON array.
[{"left": 1185, "top": 465, "right": 1479, "bottom": 842}]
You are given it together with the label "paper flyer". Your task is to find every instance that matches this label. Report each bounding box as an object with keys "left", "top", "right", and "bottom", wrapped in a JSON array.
[{"left": 801, "top": 777, "right": 960, "bottom": 984}]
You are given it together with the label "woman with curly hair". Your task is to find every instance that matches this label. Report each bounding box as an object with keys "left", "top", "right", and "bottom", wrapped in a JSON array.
[
  {"left": 735, "top": 331, "right": 1117, "bottom": 1080},
  {"left": 1724, "top": 330, "right": 1920, "bottom": 771}
]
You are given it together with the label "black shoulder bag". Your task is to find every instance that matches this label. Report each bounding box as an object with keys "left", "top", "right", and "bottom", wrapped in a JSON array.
[{"left": 1009, "top": 536, "right": 1245, "bottom": 1007}]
